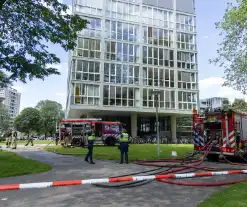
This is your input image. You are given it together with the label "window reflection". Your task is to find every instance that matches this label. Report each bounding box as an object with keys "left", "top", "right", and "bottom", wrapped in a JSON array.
[
  {"left": 105, "top": 20, "right": 138, "bottom": 42},
  {"left": 143, "top": 67, "right": 174, "bottom": 88},
  {"left": 106, "top": 0, "right": 140, "bottom": 22},
  {"left": 143, "top": 46, "right": 174, "bottom": 67},
  {"left": 103, "top": 85, "right": 139, "bottom": 107},
  {"left": 74, "top": 83, "right": 100, "bottom": 105},
  {"left": 177, "top": 32, "right": 196, "bottom": 51},
  {"left": 79, "top": 18, "right": 101, "bottom": 38},
  {"left": 178, "top": 91, "right": 197, "bottom": 110},
  {"left": 105, "top": 41, "right": 139, "bottom": 63},
  {"left": 176, "top": 13, "right": 195, "bottom": 32},
  {"left": 142, "top": 6, "right": 173, "bottom": 28},
  {"left": 178, "top": 71, "right": 197, "bottom": 90},
  {"left": 142, "top": 89, "right": 175, "bottom": 109},
  {"left": 76, "top": 38, "right": 100, "bottom": 59},
  {"left": 104, "top": 63, "right": 139, "bottom": 85},
  {"left": 177, "top": 51, "right": 197, "bottom": 70},
  {"left": 143, "top": 26, "right": 173, "bottom": 47}
]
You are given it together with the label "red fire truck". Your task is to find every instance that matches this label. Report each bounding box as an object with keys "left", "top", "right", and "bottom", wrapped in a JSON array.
[
  {"left": 193, "top": 108, "right": 247, "bottom": 161},
  {"left": 59, "top": 118, "right": 123, "bottom": 146}
]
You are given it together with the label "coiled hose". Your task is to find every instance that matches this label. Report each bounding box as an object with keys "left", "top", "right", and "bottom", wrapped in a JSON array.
[{"left": 95, "top": 142, "right": 247, "bottom": 188}]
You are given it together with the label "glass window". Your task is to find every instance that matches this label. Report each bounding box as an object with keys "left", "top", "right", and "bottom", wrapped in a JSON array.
[
  {"left": 106, "top": 20, "right": 138, "bottom": 41},
  {"left": 178, "top": 91, "right": 197, "bottom": 110},
  {"left": 177, "top": 51, "right": 197, "bottom": 70},
  {"left": 117, "top": 42, "right": 122, "bottom": 61},
  {"left": 77, "top": 60, "right": 83, "bottom": 71},
  {"left": 78, "top": 38, "right": 83, "bottom": 48},
  {"left": 74, "top": 84, "right": 100, "bottom": 105}
]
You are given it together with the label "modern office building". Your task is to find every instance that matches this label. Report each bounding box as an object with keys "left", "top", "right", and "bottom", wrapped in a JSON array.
[
  {"left": 0, "top": 87, "right": 21, "bottom": 118},
  {"left": 66, "top": 0, "right": 199, "bottom": 138},
  {"left": 200, "top": 97, "right": 229, "bottom": 110}
]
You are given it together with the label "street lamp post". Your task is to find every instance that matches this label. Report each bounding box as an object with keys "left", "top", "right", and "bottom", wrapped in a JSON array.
[{"left": 152, "top": 89, "right": 161, "bottom": 157}]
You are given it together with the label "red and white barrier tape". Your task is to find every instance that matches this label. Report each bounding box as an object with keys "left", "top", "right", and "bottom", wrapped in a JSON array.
[{"left": 1, "top": 170, "right": 247, "bottom": 191}]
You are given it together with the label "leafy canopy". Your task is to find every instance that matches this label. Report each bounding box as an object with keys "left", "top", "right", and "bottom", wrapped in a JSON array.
[
  {"left": 223, "top": 98, "right": 247, "bottom": 112},
  {"left": 14, "top": 107, "right": 41, "bottom": 133},
  {"left": 0, "top": 103, "right": 12, "bottom": 133},
  {"left": 35, "top": 100, "right": 64, "bottom": 136},
  {"left": 211, "top": 0, "right": 247, "bottom": 94},
  {"left": 0, "top": 0, "right": 87, "bottom": 86}
]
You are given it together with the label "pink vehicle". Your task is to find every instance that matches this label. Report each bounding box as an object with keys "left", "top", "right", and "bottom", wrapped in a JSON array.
[
  {"left": 92, "top": 121, "right": 122, "bottom": 146},
  {"left": 59, "top": 119, "right": 123, "bottom": 146}
]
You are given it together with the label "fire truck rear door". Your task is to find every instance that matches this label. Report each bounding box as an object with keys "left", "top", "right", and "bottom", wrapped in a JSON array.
[
  {"left": 95, "top": 122, "right": 102, "bottom": 137},
  {"left": 241, "top": 115, "right": 247, "bottom": 141}
]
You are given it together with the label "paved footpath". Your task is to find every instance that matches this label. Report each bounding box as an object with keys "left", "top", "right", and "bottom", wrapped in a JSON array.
[{"left": 0, "top": 149, "right": 247, "bottom": 207}]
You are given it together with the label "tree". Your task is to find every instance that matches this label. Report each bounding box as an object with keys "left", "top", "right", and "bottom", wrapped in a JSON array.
[
  {"left": 0, "top": 0, "right": 88, "bottom": 86},
  {"left": 211, "top": 0, "right": 247, "bottom": 94},
  {"left": 222, "top": 98, "right": 247, "bottom": 112},
  {"left": 232, "top": 98, "right": 247, "bottom": 111},
  {"left": 0, "top": 103, "right": 12, "bottom": 133},
  {"left": 35, "top": 100, "right": 64, "bottom": 137},
  {"left": 14, "top": 107, "right": 41, "bottom": 135}
]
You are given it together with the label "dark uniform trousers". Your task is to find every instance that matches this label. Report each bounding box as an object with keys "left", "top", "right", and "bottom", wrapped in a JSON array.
[
  {"left": 85, "top": 140, "right": 94, "bottom": 162},
  {"left": 120, "top": 142, "right": 129, "bottom": 163}
]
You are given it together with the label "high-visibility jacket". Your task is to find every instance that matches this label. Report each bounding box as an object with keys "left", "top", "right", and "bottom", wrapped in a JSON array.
[
  {"left": 120, "top": 133, "right": 129, "bottom": 142},
  {"left": 88, "top": 134, "right": 95, "bottom": 141}
]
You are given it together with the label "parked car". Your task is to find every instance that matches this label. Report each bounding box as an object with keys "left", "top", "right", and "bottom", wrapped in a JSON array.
[{"left": 32, "top": 136, "right": 39, "bottom": 140}]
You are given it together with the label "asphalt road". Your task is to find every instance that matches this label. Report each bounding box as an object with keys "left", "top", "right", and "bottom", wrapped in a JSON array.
[{"left": 1, "top": 149, "right": 247, "bottom": 207}]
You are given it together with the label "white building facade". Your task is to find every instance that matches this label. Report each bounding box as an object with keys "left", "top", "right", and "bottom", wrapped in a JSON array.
[
  {"left": 0, "top": 87, "right": 21, "bottom": 118},
  {"left": 200, "top": 97, "right": 229, "bottom": 110},
  {"left": 66, "top": 0, "right": 199, "bottom": 138}
]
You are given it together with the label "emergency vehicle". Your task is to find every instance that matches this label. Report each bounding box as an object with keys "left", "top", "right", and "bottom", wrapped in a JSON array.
[
  {"left": 193, "top": 108, "right": 247, "bottom": 161},
  {"left": 59, "top": 118, "right": 123, "bottom": 146}
]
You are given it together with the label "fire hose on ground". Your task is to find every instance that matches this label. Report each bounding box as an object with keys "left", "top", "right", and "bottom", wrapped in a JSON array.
[
  {"left": 94, "top": 141, "right": 247, "bottom": 188},
  {"left": 2, "top": 141, "right": 247, "bottom": 191},
  {"left": 95, "top": 143, "right": 247, "bottom": 188}
]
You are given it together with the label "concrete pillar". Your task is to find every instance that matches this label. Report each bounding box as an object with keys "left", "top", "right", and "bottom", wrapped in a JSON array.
[
  {"left": 131, "top": 113, "right": 137, "bottom": 138},
  {"left": 171, "top": 115, "right": 177, "bottom": 140}
]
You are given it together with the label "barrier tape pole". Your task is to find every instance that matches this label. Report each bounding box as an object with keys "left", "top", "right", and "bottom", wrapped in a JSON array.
[{"left": 1, "top": 169, "right": 247, "bottom": 191}]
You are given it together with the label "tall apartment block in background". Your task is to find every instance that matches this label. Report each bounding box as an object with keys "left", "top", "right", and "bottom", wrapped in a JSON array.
[
  {"left": 0, "top": 87, "right": 21, "bottom": 118},
  {"left": 66, "top": 0, "right": 199, "bottom": 139}
]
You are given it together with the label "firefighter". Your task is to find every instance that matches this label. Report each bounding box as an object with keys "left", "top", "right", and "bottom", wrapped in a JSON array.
[
  {"left": 84, "top": 130, "right": 95, "bottom": 164},
  {"left": 6, "top": 130, "right": 12, "bottom": 148},
  {"left": 25, "top": 133, "right": 34, "bottom": 146},
  {"left": 55, "top": 129, "right": 59, "bottom": 145},
  {"left": 119, "top": 128, "right": 129, "bottom": 164},
  {"left": 11, "top": 129, "right": 18, "bottom": 149},
  {"left": 64, "top": 129, "right": 71, "bottom": 147}
]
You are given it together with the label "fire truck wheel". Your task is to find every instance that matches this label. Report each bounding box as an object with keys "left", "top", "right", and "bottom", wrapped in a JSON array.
[
  {"left": 105, "top": 137, "right": 116, "bottom": 146},
  {"left": 206, "top": 154, "right": 219, "bottom": 162}
]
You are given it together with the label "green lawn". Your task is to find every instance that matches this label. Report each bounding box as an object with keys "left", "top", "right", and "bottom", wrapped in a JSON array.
[
  {"left": 0, "top": 150, "right": 52, "bottom": 178},
  {"left": 0, "top": 139, "right": 53, "bottom": 145},
  {"left": 198, "top": 182, "right": 247, "bottom": 207},
  {"left": 17, "top": 140, "right": 53, "bottom": 144},
  {"left": 46, "top": 144, "right": 194, "bottom": 162}
]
